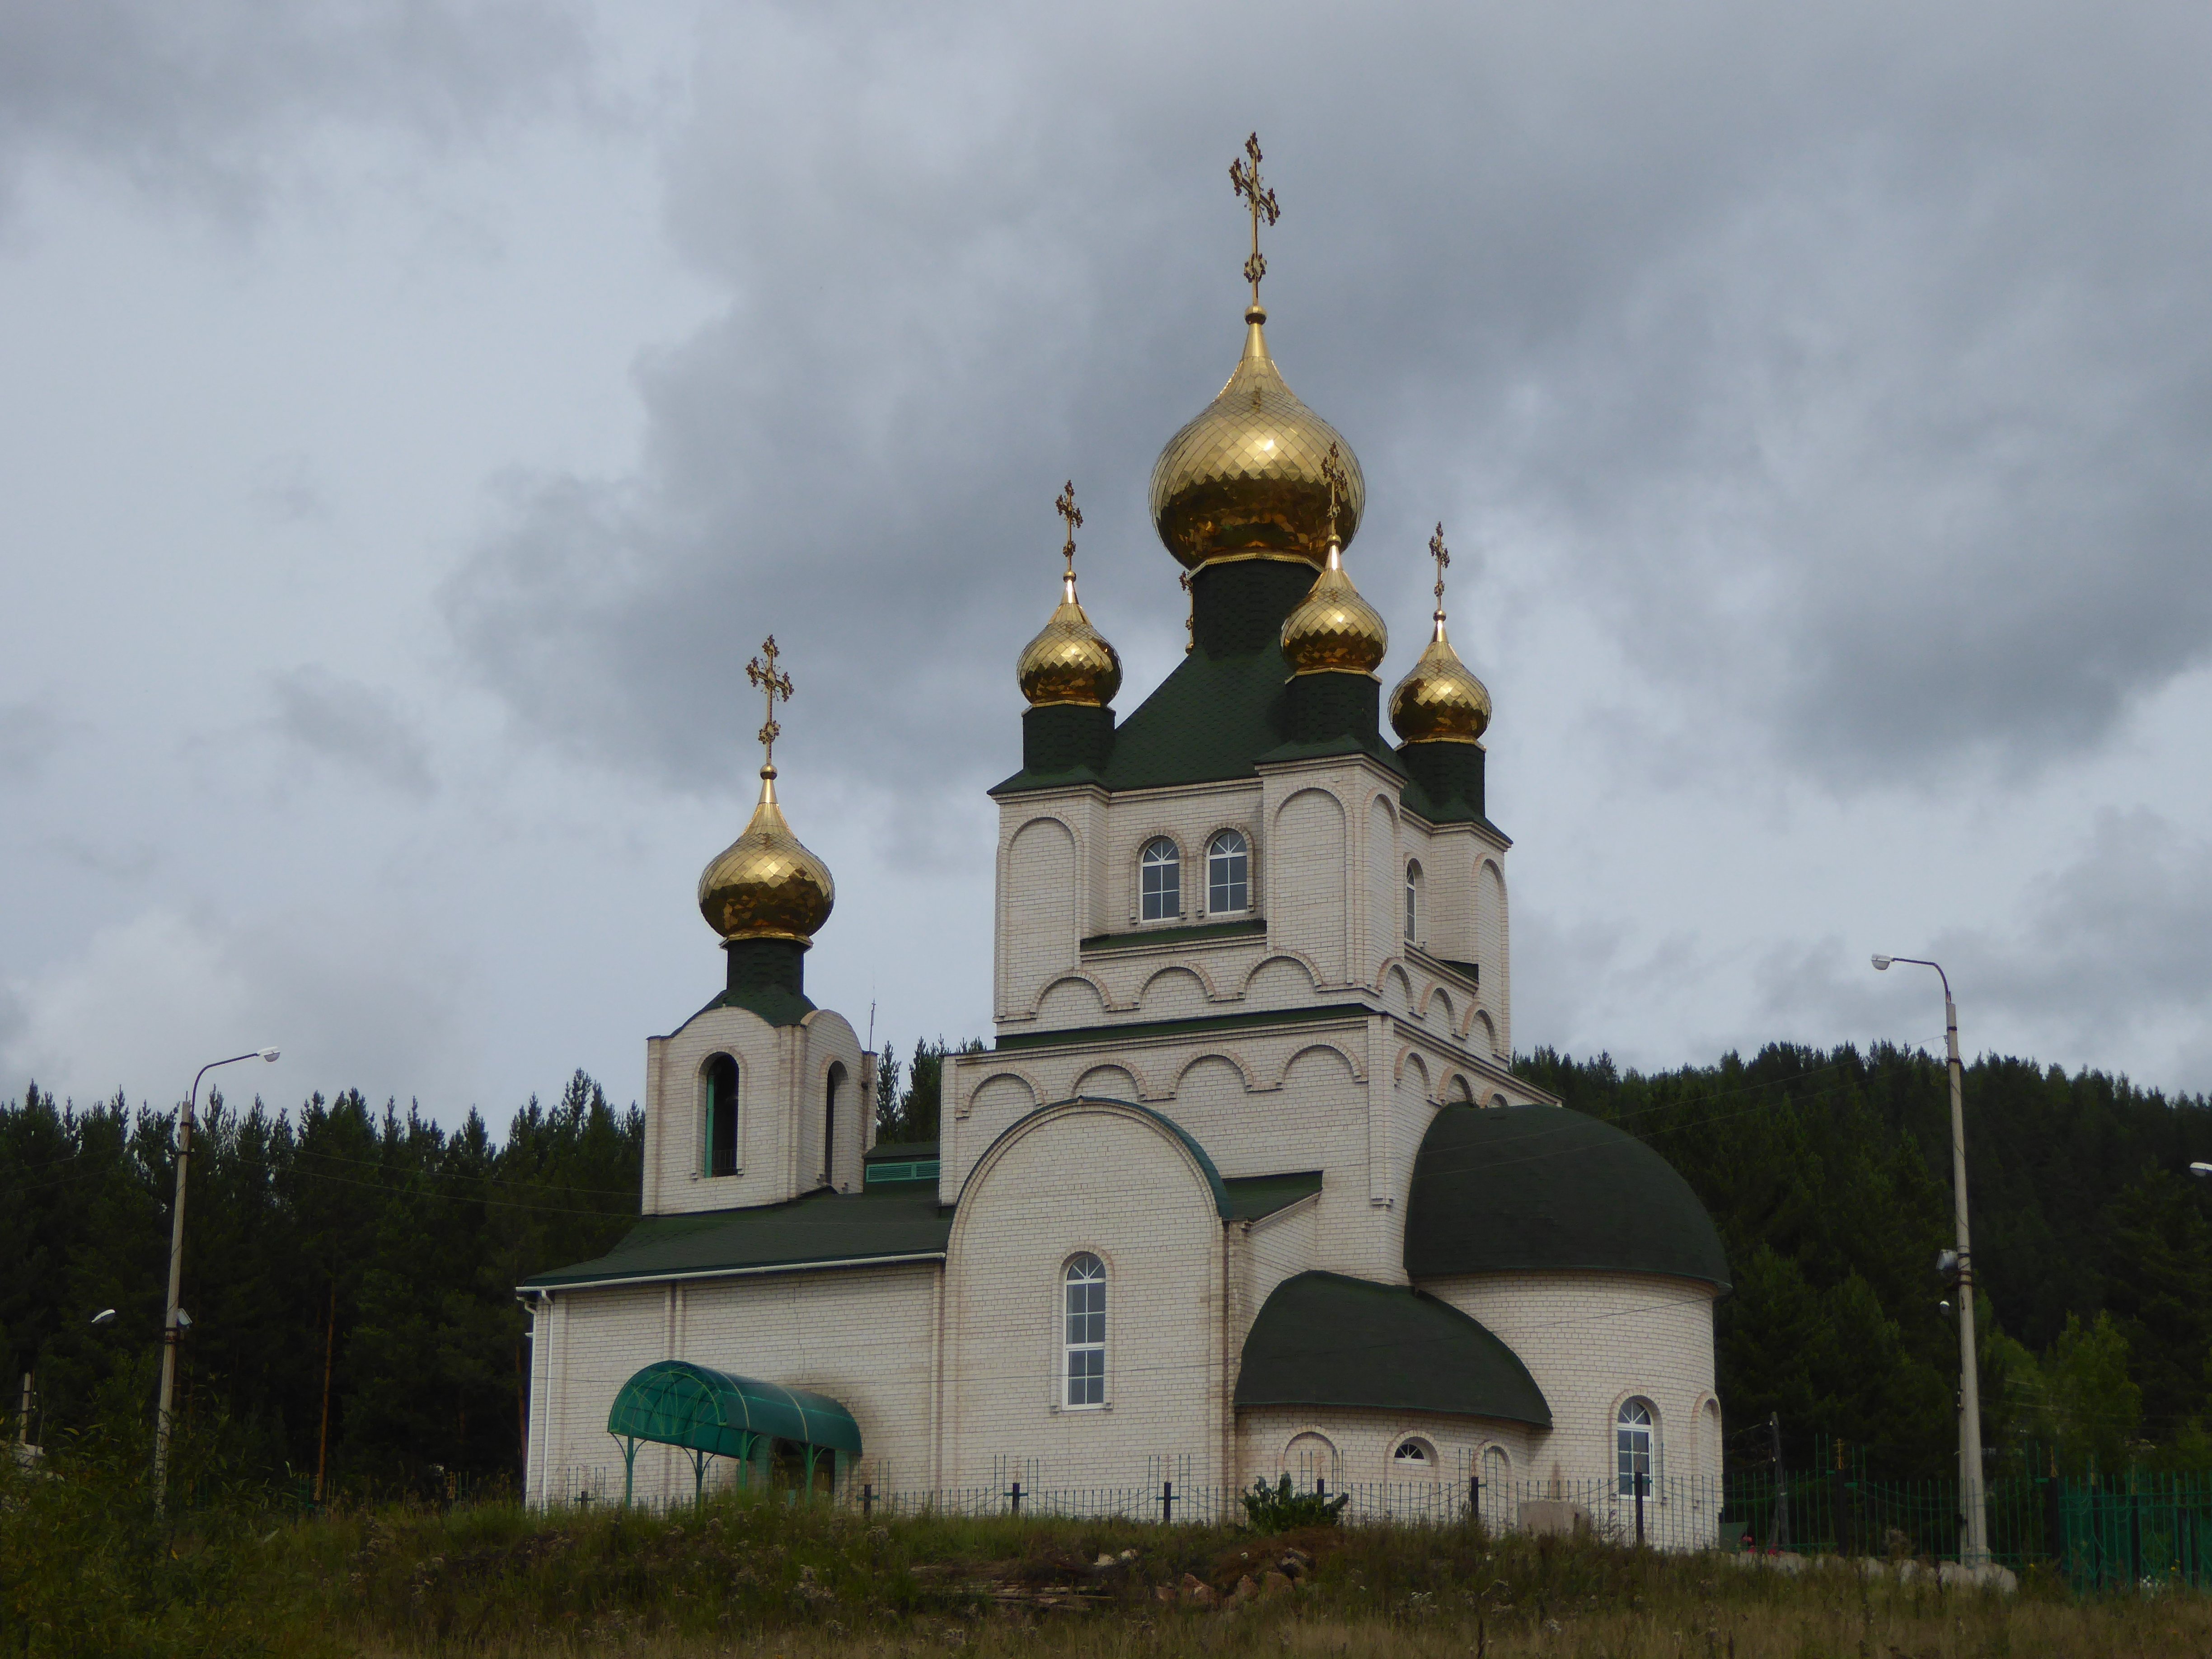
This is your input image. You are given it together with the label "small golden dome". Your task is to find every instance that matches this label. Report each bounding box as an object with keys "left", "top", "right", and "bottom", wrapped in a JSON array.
[
  {"left": 1016, "top": 482, "right": 1121, "bottom": 706},
  {"left": 698, "top": 766, "right": 835, "bottom": 944},
  {"left": 1017, "top": 577, "right": 1122, "bottom": 706},
  {"left": 1148, "top": 307, "right": 1364, "bottom": 571},
  {"left": 1281, "top": 538, "right": 1388, "bottom": 676},
  {"left": 1390, "top": 619, "right": 1492, "bottom": 743}
]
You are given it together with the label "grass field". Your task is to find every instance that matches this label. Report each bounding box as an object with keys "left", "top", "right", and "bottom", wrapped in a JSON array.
[{"left": 6, "top": 1451, "right": 2209, "bottom": 1657}]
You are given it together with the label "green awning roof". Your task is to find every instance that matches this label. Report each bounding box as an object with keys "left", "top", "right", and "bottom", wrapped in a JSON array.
[
  {"left": 608, "top": 1360, "right": 862, "bottom": 1457},
  {"left": 1235, "top": 1270, "right": 1551, "bottom": 1427}
]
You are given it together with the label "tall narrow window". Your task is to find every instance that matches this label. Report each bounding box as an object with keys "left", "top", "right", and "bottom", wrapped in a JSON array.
[
  {"left": 1139, "top": 838, "right": 1180, "bottom": 922},
  {"left": 1404, "top": 860, "right": 1423, "bottom": 943},
  {"left": 1206, "top": 830, "right": 1249, "bottom": 914},
  {"left": 704, "top": 1054, "right": 739, "bottom": 1178},
  {"left": 1617, "top": 1398, "right": 1655, "bottom": 1496},
  {"left": 1063, "top": 1253, "right": 1106, "bottom": 1407},
  {"left": 823, "top": 1062, "right": 845, "bottom": 1186}
]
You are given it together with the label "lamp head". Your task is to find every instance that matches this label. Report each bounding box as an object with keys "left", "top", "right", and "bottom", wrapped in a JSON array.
[
  {"left": 1871, "top": 955, "right": 1893, "bottom": 971},
  {"left": 175, "top": 1309, "right": 192, "bottom": 1329},
  {"left": 2191, "top": 1162, "right": 2212, "bottom": 1178},
  {"left": 90, "top": 1308, "right": 116, "bottom": 1326},
  {"left": 258, "top": 1048, "right": 281, "bottom": 1062}
]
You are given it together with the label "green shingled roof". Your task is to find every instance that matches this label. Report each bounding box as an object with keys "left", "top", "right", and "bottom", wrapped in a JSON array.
[
  {"left": 1234, "top": 1270, "right": 1550, "bottom": 1426},
  {"left": 521, "top": 1186, "right": 952, "bottom": 1289},
  {"left": 1404, "top": 1104, "right": 1729, "bottom": 1290},
  {"left": 1222, "top": 1170, "right": 1323, "bottom": 1222}
]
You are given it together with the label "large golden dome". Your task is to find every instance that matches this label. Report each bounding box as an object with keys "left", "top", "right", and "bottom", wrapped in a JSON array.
[
  {"left": 698, "top": 766, "right": 835, "bottom": 944},
  {"left": 1149, "top": 306, "right": 1364, "bottom": 571},
  {"left": 1282, "top": 539, "right": 1388, "bottom": 676},
  {"left": 1390, "top": 619, "right": 1492, "bottom": 743}
]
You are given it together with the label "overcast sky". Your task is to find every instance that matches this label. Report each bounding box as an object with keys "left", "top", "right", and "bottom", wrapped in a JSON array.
[{"left": 5, "top": 0, "right": 2211, "bottom": 1129}]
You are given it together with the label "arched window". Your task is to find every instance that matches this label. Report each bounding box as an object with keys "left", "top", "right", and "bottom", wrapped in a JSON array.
[
  {"left": 1404, "top": 859, "right": 1423, "bottom": 943},
  {"left": 823, "top": 1062, "right": 845, "bottom": 1186},
  {"left": 1392, "top": 1437, "right": 1435, "bottom": 1472},
  {"left": 1063, "top": 1253, "right": 1106, "bottom": 1407},
  {"left": 704, "top": 1054, "right": 739, "bottom": 1178},
  {"left": 1139, "top": 838, "right": 1180, "bottom": 922},
  {"left": 1205, "top": 830, "right": 1249, "bottom": 914},
  {"left": 1617, "top": 1398, "right": 1656, "bottom": 1496}
]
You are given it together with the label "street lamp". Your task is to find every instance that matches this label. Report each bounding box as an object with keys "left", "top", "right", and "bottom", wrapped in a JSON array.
[
  {"left": 154, "top": 1047, "right": 279, "bottom": 1505},
  {"left": 1871, "top": 953, "right": 1987, "bottom": 1567}
]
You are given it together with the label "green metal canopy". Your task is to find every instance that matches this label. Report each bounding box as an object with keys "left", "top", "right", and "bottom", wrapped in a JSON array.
[
  {"left": 608, "top": 1360, "right": 862, "bottom": 1457},
  {"left": 605, "top": 1360, "right": 860, "bottom": 1504}
]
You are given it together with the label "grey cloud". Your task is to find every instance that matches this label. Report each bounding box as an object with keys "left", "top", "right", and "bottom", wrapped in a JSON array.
[
  {"left": 445, "top": 1, "right": 2212, "bottom": 812},
  {"left": 0, "top": 702, "right": 66, "bottom": 780},
  {"left": 270, "top": 668, "right": 435, "bottom": 797},
  {"left": 0, "top": 0, "right": 593, "bottom": 219}
]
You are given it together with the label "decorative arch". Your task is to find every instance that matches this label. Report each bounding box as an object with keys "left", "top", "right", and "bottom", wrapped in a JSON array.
[
  {"left": 1389, "top": 1434, "right": 1439, "bottom": 1478},
  {"left": 1471, "top": 1009, "right": 1500, "bottom": 1056},
  {"left": 1270, "top": 1041, "right": 1363, "bottom": 1092},
  {"left": 1138, "top": 962, "right": 1218, "bottom": 1016},
  {"left": 957, "top": 1067, "right": 1039, "bottom": 1123},
  {"left": 1392, "top": 1048, "right": 1432, "bottom": 1093},
  {"left": 1420, "top": 983, "right": 1456, "bottom": 1026},
  {"left": 1031, "top": 972, "right": 1111, "bottom": 1023},
  {"left": 1239, "top": 951, "right": 1322, "bottom": 1000},
  {"left": 1280, "top": 1429, "right": 1340, "bottom": 1486},
  {"left": 1445, "top": 1073, "right": 1476, "bottom": 1104},
  {"left": 1380, "top": 962, "right": 1415, "bottom": 1010},
  {"left": 1073, "top": 1063, "right": 1142, "bottom": 1102},
  {"left": 1172, "top": 1050, "right": 1258, "bottom": 1097}
]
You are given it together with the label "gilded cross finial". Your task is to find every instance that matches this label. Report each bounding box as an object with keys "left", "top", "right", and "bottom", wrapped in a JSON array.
[
  {"left": 1429, "top": 523, "right": 1451, "bottom": 619},
  {"left": 1320, "top": 441, "right": 1349, "bottom": 538},
  {"left": 1228, "top": 132, "right": 1279, "bottom": 309},
  {"left": 746, "top": 635, "right": 794, "bottom": 775},
  {"left": 1054, "top": 480, "right": 1083, "bottom": 579}
]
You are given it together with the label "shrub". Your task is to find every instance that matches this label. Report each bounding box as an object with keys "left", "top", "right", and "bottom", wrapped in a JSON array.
[{"left": 1240, "top": 1473, "right": 1348, "bottom": 1532}]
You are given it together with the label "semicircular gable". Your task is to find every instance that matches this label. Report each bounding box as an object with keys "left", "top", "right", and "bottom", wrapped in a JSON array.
[
  {"left": 1380, "top": 963, "right": 1415, "bottom": 1009},
  {"left": 961, "top": 1069, "right": 1037, "bottom": 1124},
  {"left": 1471, "top": 1009, "right": 1499, "bottom": 1055},
  {"left": 1241, "top": 952, "right": 1320, "bottom": 1001},
  {"left": 1421, "top": 984, "right": 1456, "bottom": 1026},
  {"left": 1394, "top": 1049, "right": 1432, "bottom": 1092},
  {"left": 953, "top": 1097, "right": 1231, "bottom": 1226}
]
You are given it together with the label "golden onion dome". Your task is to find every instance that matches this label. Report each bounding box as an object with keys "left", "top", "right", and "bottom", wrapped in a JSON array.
[
  {"left": 1390, "top": 617, "right": 1492, "bottom": 744},
  {"left": 1016, "top": 483, "right": 1121, "bottom": 706},
  {"left": 1281, "top": 537, "right": 1388, "bottom": 676},
  {"left": 1017, "top": 573, "right": 1122, "bottom": 706},
  {"left": 1148, "top": 306, "right": 1365, "bottom": 571},
  {"left": 698, "top": 765, "right": 835, "bottom": 944}
]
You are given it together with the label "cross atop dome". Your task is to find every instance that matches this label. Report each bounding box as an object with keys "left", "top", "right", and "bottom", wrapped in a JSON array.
[{"left": 1229, "top": 132, "right": 1279, "bottom": 314}]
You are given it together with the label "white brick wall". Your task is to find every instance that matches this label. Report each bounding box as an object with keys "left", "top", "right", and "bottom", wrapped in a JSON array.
[
  {"left": 943, "top": 1100, "right": 1229, "bottom": 1488},
  {"left": 1422, "top": 1270, "right": 1721, "bottom": 1542}
]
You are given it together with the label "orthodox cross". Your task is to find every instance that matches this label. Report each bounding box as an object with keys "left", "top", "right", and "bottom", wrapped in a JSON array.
[
  {"left": 1055, "top": 480, "right": 1083, "bottom": 580},
  {"left": 746, "top": 636, "right": 794, "bottom": 770},
  {"left": 1319, "top": 441, "right": 1349, "bottom": 540},
  {"left": 1429, "top": 523, "right": 1451, "bottom": 619},
  {"left": 1228, "top": 132, "right": 1279, "bottom": 308}
]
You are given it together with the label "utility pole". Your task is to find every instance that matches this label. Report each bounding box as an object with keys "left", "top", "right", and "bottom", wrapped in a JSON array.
[
  {"left": 315, "top": 1280, "right": 337, "bottom": 1503},
  {"left": 1874, "top": 954, "right": 1988, "bottom": 1566},
  {"left": 155, "top": 1047, "right": 278, "bottom": 1506}
]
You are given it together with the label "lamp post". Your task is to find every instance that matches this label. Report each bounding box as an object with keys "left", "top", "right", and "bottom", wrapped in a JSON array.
[
  {"left": 1871, "top": 953, "right": 1987, "bottom": 1567},
  {"left": 154, "top": 1047, "right": 278, "bottom": 1504}
]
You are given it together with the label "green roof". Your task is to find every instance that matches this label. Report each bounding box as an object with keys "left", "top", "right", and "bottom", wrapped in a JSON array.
[
  {"left": 1405, "top": 1105, "right": 1730, "bottom": 1290},
  {"left": 608, "top": 1359, "right": 862, "bottom": 1457},
  {"left": 1222, "top": 1170, "right": 1323, "bottom": 1222},
  {"left": 522, "top": 1186, "right": 952, "bottom": 1289},
  {"left": 1234, "top": 1270, "right": 1550, "bottom": 1427}
]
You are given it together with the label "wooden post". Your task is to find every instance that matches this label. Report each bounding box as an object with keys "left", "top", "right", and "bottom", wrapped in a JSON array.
[{"left": 314, "top": 1281, "right": 336, "bottom": 1503}]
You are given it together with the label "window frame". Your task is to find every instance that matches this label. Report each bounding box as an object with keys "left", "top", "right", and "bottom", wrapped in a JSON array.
[
  {"left": 1061, "top": 1252, "right": 1108, "bottom": 1411},
  {"left": 1390, "top": 1436, "right": 1437, "bottom": 1474},
  {"left": 1204, "top": 828, "right": 1251, "bottom": 916},
  {"left": 1404, "top": 858, "right": 1424, "bottom": 945},
  {"left": 1616, "top": 1397, "right": 1658, "bottom": 1498},
  {"left": 1138, "top": 837, "right": 1182, "bottom": 923}
]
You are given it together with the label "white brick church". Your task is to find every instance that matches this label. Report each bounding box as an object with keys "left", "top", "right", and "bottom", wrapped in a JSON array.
[{"left": 521, "top": 170, "right": 1729, "bottom": 1540}]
